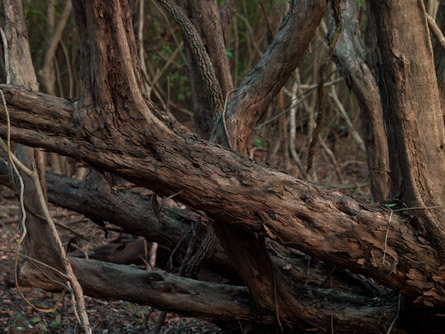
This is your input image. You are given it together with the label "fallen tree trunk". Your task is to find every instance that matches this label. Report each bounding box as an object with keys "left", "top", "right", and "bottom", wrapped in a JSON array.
[
  {"left": 17, "top": 256, "right": 397, "bottom": 332},
  {"left": 0, "top": 155, "right": 401, "bottom": 330},
  {"left": 0, "top": 85, "right": 443, "bottom": 307},
  {"left": 1, "top": 155, "right": 397, "bottom": 327},
  {"left": 0, "top": 159, "right": 381, "bottom": 294},
  {"left": 1, "top": 0, "right": 445, "bottom": 331}
]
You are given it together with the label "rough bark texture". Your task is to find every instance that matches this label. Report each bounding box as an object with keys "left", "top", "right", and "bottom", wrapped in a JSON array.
[
  {"left": 19, "top": 257, "right": 259, "bottom": 322},
  {"left": 0, "top": 158, "right": 393, "bottom": 291},
  {"left": 1, "top": 84, "right": 444, "bottom": 308},
  {"left": 0, "top": 158, "right": 397, "bottom": 286},
  {"left": 157, "top": 0, "right": 303, "bottom": 325},
  {"left": 1, "top": 0, "right": 445, "bottom": 331},
  {"left": 370, "top": 0, "right": 445, "bottom": 253},
  {"left": 158, "top": 0, "right": 224, "bottom": 128},
  {"left": 17, "top": 255, "right": 400, "bottom": 332},
  {"left": 0, "top": 169, "right": 399, "bottom": 332},
  {"left": 178, "top": 0, "right": 233, "bottom": 139},
  {"left": 328, "top": 0, "right": 390, "bottom": 202}
]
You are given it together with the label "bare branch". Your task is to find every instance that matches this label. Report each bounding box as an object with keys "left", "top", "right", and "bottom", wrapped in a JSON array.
[{"left": 211, "top": 0, "right": 328, "bottom": 150}]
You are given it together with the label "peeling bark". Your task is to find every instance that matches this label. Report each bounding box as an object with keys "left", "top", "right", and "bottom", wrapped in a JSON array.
[
  {"left": 1, "top": 0, "right": 445, "bottom": 331},
  {"left": 0, "top": 84, "right": 444, "bottom": 308},
  {"left": 0, "top": 159, "right": 393, "bottom": 295}
]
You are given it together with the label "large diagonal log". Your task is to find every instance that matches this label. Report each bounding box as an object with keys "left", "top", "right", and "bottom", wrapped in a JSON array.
[
  {"left": 0, "top": 159, "right": 382, "bottom": 294},
  {"left": 0, "top": 85, "right": 444, "bottom": 307}
]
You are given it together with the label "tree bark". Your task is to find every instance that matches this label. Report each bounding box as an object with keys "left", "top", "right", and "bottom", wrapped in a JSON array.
[
  {"left": 1, "top": 0, "right": 445, "bottom": 331},
  {"left": 219, "top": 0, "right": 236, "bottom": 45},
  {"left": 0, "top": 1, "right": 443, "bottom": 307},
  {"left": 328, "top": 0, "right": 390, "bottom": 202},
  {"left": 0, "top": 0, "right": 60, "bottom": 270},
  {"left": 178, "top": 0, "right": 233, "bottom": 139},
  {"left": 211, "top": 0, "right": 328, "bottom": 151},
  {"left": 1, "top": 158, "right": 395, "bottom": 293},
  {"left": 1, "top": 84, "right": 444, "bottom": 307},
  {"left": 370, "top": 0, "right": 445, "bottom": 253},
  {"left": 0, "top": 158, "right": 399, "bottom": 289},
  {"left": 17, "top": 255, "right": 398, "bottom": 332}
]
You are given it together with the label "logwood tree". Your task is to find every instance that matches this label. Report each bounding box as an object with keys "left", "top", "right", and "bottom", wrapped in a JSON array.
[{"left": 1, "top": 0, "right": 445, "bottom": 333}]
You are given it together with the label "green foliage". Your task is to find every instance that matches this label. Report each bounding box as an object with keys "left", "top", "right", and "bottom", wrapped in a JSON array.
[
  {"left": 253, "top": 136, "right": 268, "bottom": 148},
  {"left": 170, "top": 71, "right": 190, "bottom": 101},
  {"left": 50, "top": 321, "right": 61, "bottom": 328},
  {"left": 24, "top": 7, "right": 40, "bottom": 17}
]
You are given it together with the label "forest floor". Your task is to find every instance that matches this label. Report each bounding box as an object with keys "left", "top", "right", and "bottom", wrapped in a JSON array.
[
  {"left": 0, "top": 138, "right": 370, "bottom": 333},
  {"left": 0, "top": 187, "right": 221, "bottom": 334}
]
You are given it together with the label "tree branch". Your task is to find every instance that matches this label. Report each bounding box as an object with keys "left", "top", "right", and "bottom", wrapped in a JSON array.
[
  {"left": 211, "top": 0, "right": 328, "bottom": 150},
  {"left": 326, "top": 0, "right": 390, "bottom": 201},
  {"left": 0, "top": 85, "right": 444, "bottom": 306},
  {"left": 157, "top": 0, "right": 224, "bottom": 118},
  {"left": 219, "top": 0, "right": 236, "bottom": 45},
  {"left": 15, "top": 254, "right": 397, "bottom": 331}
]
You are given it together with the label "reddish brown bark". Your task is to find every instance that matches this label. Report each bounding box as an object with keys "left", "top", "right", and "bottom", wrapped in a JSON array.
[
  {"left": 1, "top": 0, "right": 445, "bottom": 332},
  {"left": 370, "top": 0, "right": 445, "bottom": 253},
  {"left": 0, "top": 0, "right": 443, "bottom": 309},
  {"left": 211, "top": 0, "right": 328, "bottom": 151},
  {"left": 1, "top": 84, "right": 444, "bottom": 307}
]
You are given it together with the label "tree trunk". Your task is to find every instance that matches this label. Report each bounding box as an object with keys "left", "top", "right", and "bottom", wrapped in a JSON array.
[
  {"left": 1, "top": 0, "right": 445, "bottom": 332},
  {"left": 370, "top": 0, "right": 445, "bottom": 253},
  {"left": 178, "top": 0, "right": 233, "bottom": 139},
  {"left": 0, "top": 0, "right": 60, "bottom": 271},
  {"left": 328, "top": 0, "right": 390, "bottom": 201}
]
